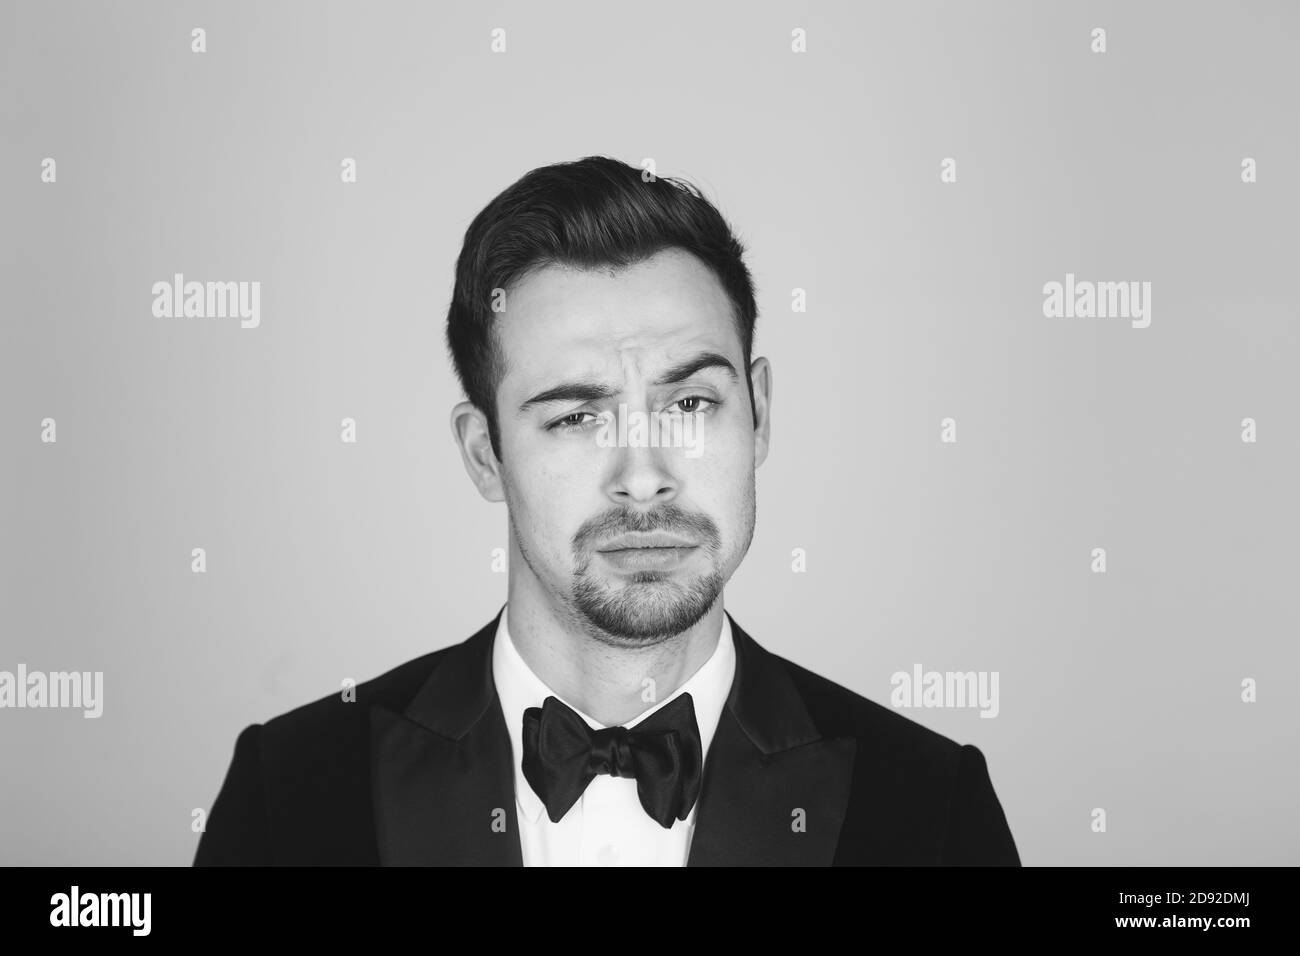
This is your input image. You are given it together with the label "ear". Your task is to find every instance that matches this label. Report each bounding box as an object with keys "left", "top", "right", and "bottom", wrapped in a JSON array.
[
  {"left": 450, "top": 401, "right": 505, "bottom": 502},
  {"left": 749, "top": 356, "right": 772, "bottom": 468}
]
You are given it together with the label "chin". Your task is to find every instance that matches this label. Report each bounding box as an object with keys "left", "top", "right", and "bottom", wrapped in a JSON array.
[{"left": 572, "top": 571, "right": 724, "bottom": 645}]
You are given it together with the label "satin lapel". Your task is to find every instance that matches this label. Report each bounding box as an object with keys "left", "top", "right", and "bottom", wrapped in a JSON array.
[
  {"left": 370, "top": 607, "right": 523, "bottom": 866},
  {"left": 687, "top": 614, "right": 857, "bottom": 866}
]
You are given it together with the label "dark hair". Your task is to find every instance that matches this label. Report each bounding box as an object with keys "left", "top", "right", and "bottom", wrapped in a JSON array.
[{"left": 445, "top": 155, "right": 758, "bottom": 460}]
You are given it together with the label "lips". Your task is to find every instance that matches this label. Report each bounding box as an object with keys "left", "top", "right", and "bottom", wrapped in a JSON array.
[
  {"left": 597, "top": 532, "right": 697, "bottom": 552},
  {"left": 596, "top": 541, "right": 697, "bottom": 572}
]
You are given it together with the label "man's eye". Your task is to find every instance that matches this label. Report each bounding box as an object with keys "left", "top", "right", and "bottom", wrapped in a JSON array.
[
  {"left": 547, "top": 412, "right": 599, "bottom": 431},
  {"left": 674, "top": 396, "right": 716, "bottom": 414}
]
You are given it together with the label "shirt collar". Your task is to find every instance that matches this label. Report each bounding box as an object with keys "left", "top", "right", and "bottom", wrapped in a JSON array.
[{"left": 491, "top": 603, "right": 737, "bottom": 825}]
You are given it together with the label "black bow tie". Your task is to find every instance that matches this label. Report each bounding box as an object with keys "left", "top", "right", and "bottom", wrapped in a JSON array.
[{"left": 521, "top": 692, "right": 703, "bottom": 829}]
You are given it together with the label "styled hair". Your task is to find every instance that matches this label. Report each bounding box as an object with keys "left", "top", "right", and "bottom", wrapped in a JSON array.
[{"left": 444, "top": 155, "right": 758, "bottom": 460}]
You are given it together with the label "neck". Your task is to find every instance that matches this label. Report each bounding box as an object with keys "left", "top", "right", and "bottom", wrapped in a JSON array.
[{"left": 506, "top": 570, "right": 723, "bottom": 726}]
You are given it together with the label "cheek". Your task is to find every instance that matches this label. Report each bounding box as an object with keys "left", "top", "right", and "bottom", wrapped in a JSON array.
[
  {"left": 689, "top": 413, "right": 753, "bottom": 478},
  {"left": 508, "top": 457, "right": 589, "bottom": 554},
  {"left": 683, "top": 438, "right": 753, "bottom": 538}
]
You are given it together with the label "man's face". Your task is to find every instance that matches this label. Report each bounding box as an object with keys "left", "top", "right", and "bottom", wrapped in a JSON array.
[{"left": 489, "top": 248, "right": 770, "bottom": 646}]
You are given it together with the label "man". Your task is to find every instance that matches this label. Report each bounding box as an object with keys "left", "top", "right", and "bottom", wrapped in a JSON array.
[{"left": 194, "top": 156, "right": 1020, "bottom": 866}]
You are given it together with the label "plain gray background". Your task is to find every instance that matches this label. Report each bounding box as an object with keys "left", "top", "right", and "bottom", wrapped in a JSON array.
[{"left": 2, "top": 0, "right": 1296, "bottom": 866}]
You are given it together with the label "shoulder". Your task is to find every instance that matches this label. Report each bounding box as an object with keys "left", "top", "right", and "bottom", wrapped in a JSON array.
[
  {"left": 753, "top": 642, "right": 1019, "bottom": 864},
  {"left": 196, "top": 644, "right": 462, "bottom": 866},
  {"left": 760, "top": 643, "right": 967, "bottom": 762},
  {"left": 252, "top": 643, "right": 457, "bottom": 756},
  {"left": 759, "top": 643, "right": 993, "bottom": 802}
]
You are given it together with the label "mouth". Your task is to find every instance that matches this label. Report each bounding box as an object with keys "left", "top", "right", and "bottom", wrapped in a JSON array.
[
  {"left": 595, "top": 534, "right": 699, "bottom": 572},
  {"left": 597, "top": 533, "right": 697, "bottom": 552}
]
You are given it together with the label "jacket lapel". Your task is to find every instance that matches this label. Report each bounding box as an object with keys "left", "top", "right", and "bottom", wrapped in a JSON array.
[
  {"left": 370, "top": 607, "right": 523, "bottom": 865},
  {"left": 687, "top": 613, "right": 857, "bottom": 866}
]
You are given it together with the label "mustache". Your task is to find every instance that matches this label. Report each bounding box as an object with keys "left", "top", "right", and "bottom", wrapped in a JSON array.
[{"left": 573, "top": 504, "right": 721, "bottom": 553}]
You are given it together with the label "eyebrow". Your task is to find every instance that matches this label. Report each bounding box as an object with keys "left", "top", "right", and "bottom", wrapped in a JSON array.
[{"left": 516, "top": 350, "right": 739, "bottom": 415}]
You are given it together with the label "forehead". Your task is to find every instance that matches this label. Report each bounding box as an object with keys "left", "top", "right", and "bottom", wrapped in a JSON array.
[{"left": 495, "top": 248, "right": 741, "bottom": 388}]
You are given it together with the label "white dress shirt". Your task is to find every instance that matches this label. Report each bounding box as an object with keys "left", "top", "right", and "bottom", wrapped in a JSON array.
[{"left": 491, "top": 604, "right": 737, "bottom": 866}]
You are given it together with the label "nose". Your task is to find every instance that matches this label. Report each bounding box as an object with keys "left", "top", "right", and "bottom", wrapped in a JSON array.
[{"left": 604, "top": 435, "right": 679, "bottom": 508}]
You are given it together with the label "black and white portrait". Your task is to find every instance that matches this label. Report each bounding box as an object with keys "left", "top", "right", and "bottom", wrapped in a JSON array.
[
  {"left": 3, "top": 1, "right": 1294, "bottom": 897},
  {"left": 193, "top": 155, "right": 1020, "bottom": 866}
]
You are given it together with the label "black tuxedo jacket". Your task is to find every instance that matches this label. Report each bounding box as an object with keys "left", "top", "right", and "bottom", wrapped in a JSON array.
[{"left": 194, "top": 608, "right": 1020, "bottom": 866}]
